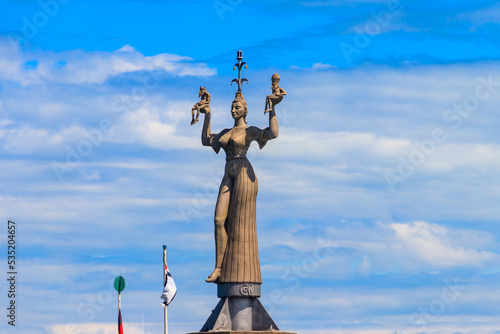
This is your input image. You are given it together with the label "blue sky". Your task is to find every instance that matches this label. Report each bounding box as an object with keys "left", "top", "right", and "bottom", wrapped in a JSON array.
[{"left": 2, "top": 0, "right": 500, "bottom": 333}]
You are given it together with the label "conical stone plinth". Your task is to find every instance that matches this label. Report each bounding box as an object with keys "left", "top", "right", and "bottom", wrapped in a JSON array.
[{"left": 187, "top": 283, "right": 296, "bottom": 333}]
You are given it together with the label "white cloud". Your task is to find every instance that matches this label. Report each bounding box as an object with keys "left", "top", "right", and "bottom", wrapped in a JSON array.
[
  {"left": 390, "top": 221, "right": 498, "bottom": 267},
  {"left": 266, "top": 130, "right": 411, "bottom": 160},
  {"left": 311, "top": 62, "right": 338, "bottom": 70},
  {"left": 51, "top": 323, "right": 145, "bottom": 334},
  {"left": 108, "top": 103, "right": 200, "bottom": 150},
  {"left": 422, "top": 143, "right": 500, "bottom": 173},
  {"left": 457, "top": 3, "right": 500, "bottom": 25},
  {"left": 0, "top": 38, "right": 216, "bottom": 85},
  {"left": 0, "top": 124, "right": 86, "bottom": 154},
  {"left": 260, "top": 220, "right": 499, "bottom": 282},
  {"left": 297, "top": 323, "right": 500, "bottom": 334}
]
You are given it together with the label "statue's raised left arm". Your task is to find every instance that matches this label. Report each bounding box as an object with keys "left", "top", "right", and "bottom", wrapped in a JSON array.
[{"left": 263, "top": 107, "right": 279, "bottom": 141}]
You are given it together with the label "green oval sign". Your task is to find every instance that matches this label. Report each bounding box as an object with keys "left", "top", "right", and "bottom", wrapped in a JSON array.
[{"left": 114, "top": 276, "right": 126, "bottom": 293}]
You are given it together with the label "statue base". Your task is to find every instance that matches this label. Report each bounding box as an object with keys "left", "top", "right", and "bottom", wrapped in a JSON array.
[
  {"left": 188, "top": 331, "right": 297, "bottom": 334},
  {"left": 189, "top": 283, "right": 295, "bottom": 333}
]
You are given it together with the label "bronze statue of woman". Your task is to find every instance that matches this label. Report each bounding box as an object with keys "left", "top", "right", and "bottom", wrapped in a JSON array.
[
  {"left": 201, "top": 90, "right": 279, "bottom": 284},
  {"left": 190, "top": 52, "right": 291, "bottom": 333}
]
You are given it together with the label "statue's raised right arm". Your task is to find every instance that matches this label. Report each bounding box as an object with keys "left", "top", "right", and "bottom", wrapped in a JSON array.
[{"left": 201, "top": 108, "right": 213, "bottom": 147}]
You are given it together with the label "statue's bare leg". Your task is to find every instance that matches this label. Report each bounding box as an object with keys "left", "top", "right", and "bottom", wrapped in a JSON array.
[
  {"left": 265, "top": 97, "right": 273, "bottom": 114},
  {"left": 191, "top": 107, "right": 197, "bottom": 125},
  {"left": 206, "top": 175, "right": 232, "bottom": 282}
]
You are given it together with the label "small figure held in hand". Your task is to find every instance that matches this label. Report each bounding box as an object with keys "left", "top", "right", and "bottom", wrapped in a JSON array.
[
  {"left": 191, "top": 86, "right": 211, "bottom": 125},
  {"left": 265, "top": 73, "right": 286, "bottom": 114}
]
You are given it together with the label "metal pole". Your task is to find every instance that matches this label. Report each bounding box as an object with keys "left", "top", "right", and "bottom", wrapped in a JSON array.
[
  {"left": 118, "top": 291, "right": 122, "bottom": 333},
  {"left": 163, "top": 245, "right": 168, "bottom": 334}
]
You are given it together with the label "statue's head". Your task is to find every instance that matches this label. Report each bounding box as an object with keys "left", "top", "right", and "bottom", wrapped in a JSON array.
[
  {"left": 271, "top": 73, "right": 280, "bottom": 83},
  {"left": 199, "top": 86, "right": 206, "bottom": 96},
  {"left": 231, "top": 91, "right": 248, "bottom": 123}
]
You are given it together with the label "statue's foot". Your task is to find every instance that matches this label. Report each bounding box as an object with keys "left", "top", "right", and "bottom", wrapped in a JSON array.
[
  {"left": 190, "top": 119, "right": 198, "bottom": 126},
  {"left": 264, "top": 108, "right": 271, "bottom": 114},
  {"left": 205, "top": 268, "right": 221, "bottom": 283}
]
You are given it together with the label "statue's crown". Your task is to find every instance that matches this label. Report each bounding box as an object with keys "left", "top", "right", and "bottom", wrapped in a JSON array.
[{"left": 231, "top": 50, "right": 248, "bottom": 92}]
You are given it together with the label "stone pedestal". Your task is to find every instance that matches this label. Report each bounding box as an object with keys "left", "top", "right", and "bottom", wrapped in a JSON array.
[
  {"left": 188, "top": 283, "right": 296, "bottom": 333},
  {"left": 189, "top": 332, "right": 296, "bottom": 334}
]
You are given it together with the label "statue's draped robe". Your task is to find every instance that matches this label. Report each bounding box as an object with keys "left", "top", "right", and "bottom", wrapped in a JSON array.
[{"left": 211, "top": 126, "right": 269, "bottom": 283}]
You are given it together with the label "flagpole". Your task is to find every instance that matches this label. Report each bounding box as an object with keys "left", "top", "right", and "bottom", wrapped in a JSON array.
[
  {"left": 114, "top": 276, "right": 125, "bottom": 334},
  {"left": 118, "top": 291, "right": 122, "bottom": 333},
  {"left": 163, "top": 245, "right": 168, "bottom": 334}
]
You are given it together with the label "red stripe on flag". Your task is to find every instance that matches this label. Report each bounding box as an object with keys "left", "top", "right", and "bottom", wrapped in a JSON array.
[{"left": 118, "top": 309, "right": 124, "bottom": 334}]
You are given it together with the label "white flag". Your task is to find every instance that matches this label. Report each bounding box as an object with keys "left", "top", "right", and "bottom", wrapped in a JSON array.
[{"left": 161, "top": 264, "right": 177, "bottom": 306}]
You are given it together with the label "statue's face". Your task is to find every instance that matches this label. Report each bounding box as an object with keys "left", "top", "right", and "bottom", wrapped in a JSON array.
[{"left": 231, "top": 101, "right": 245, "bottom": 120}]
